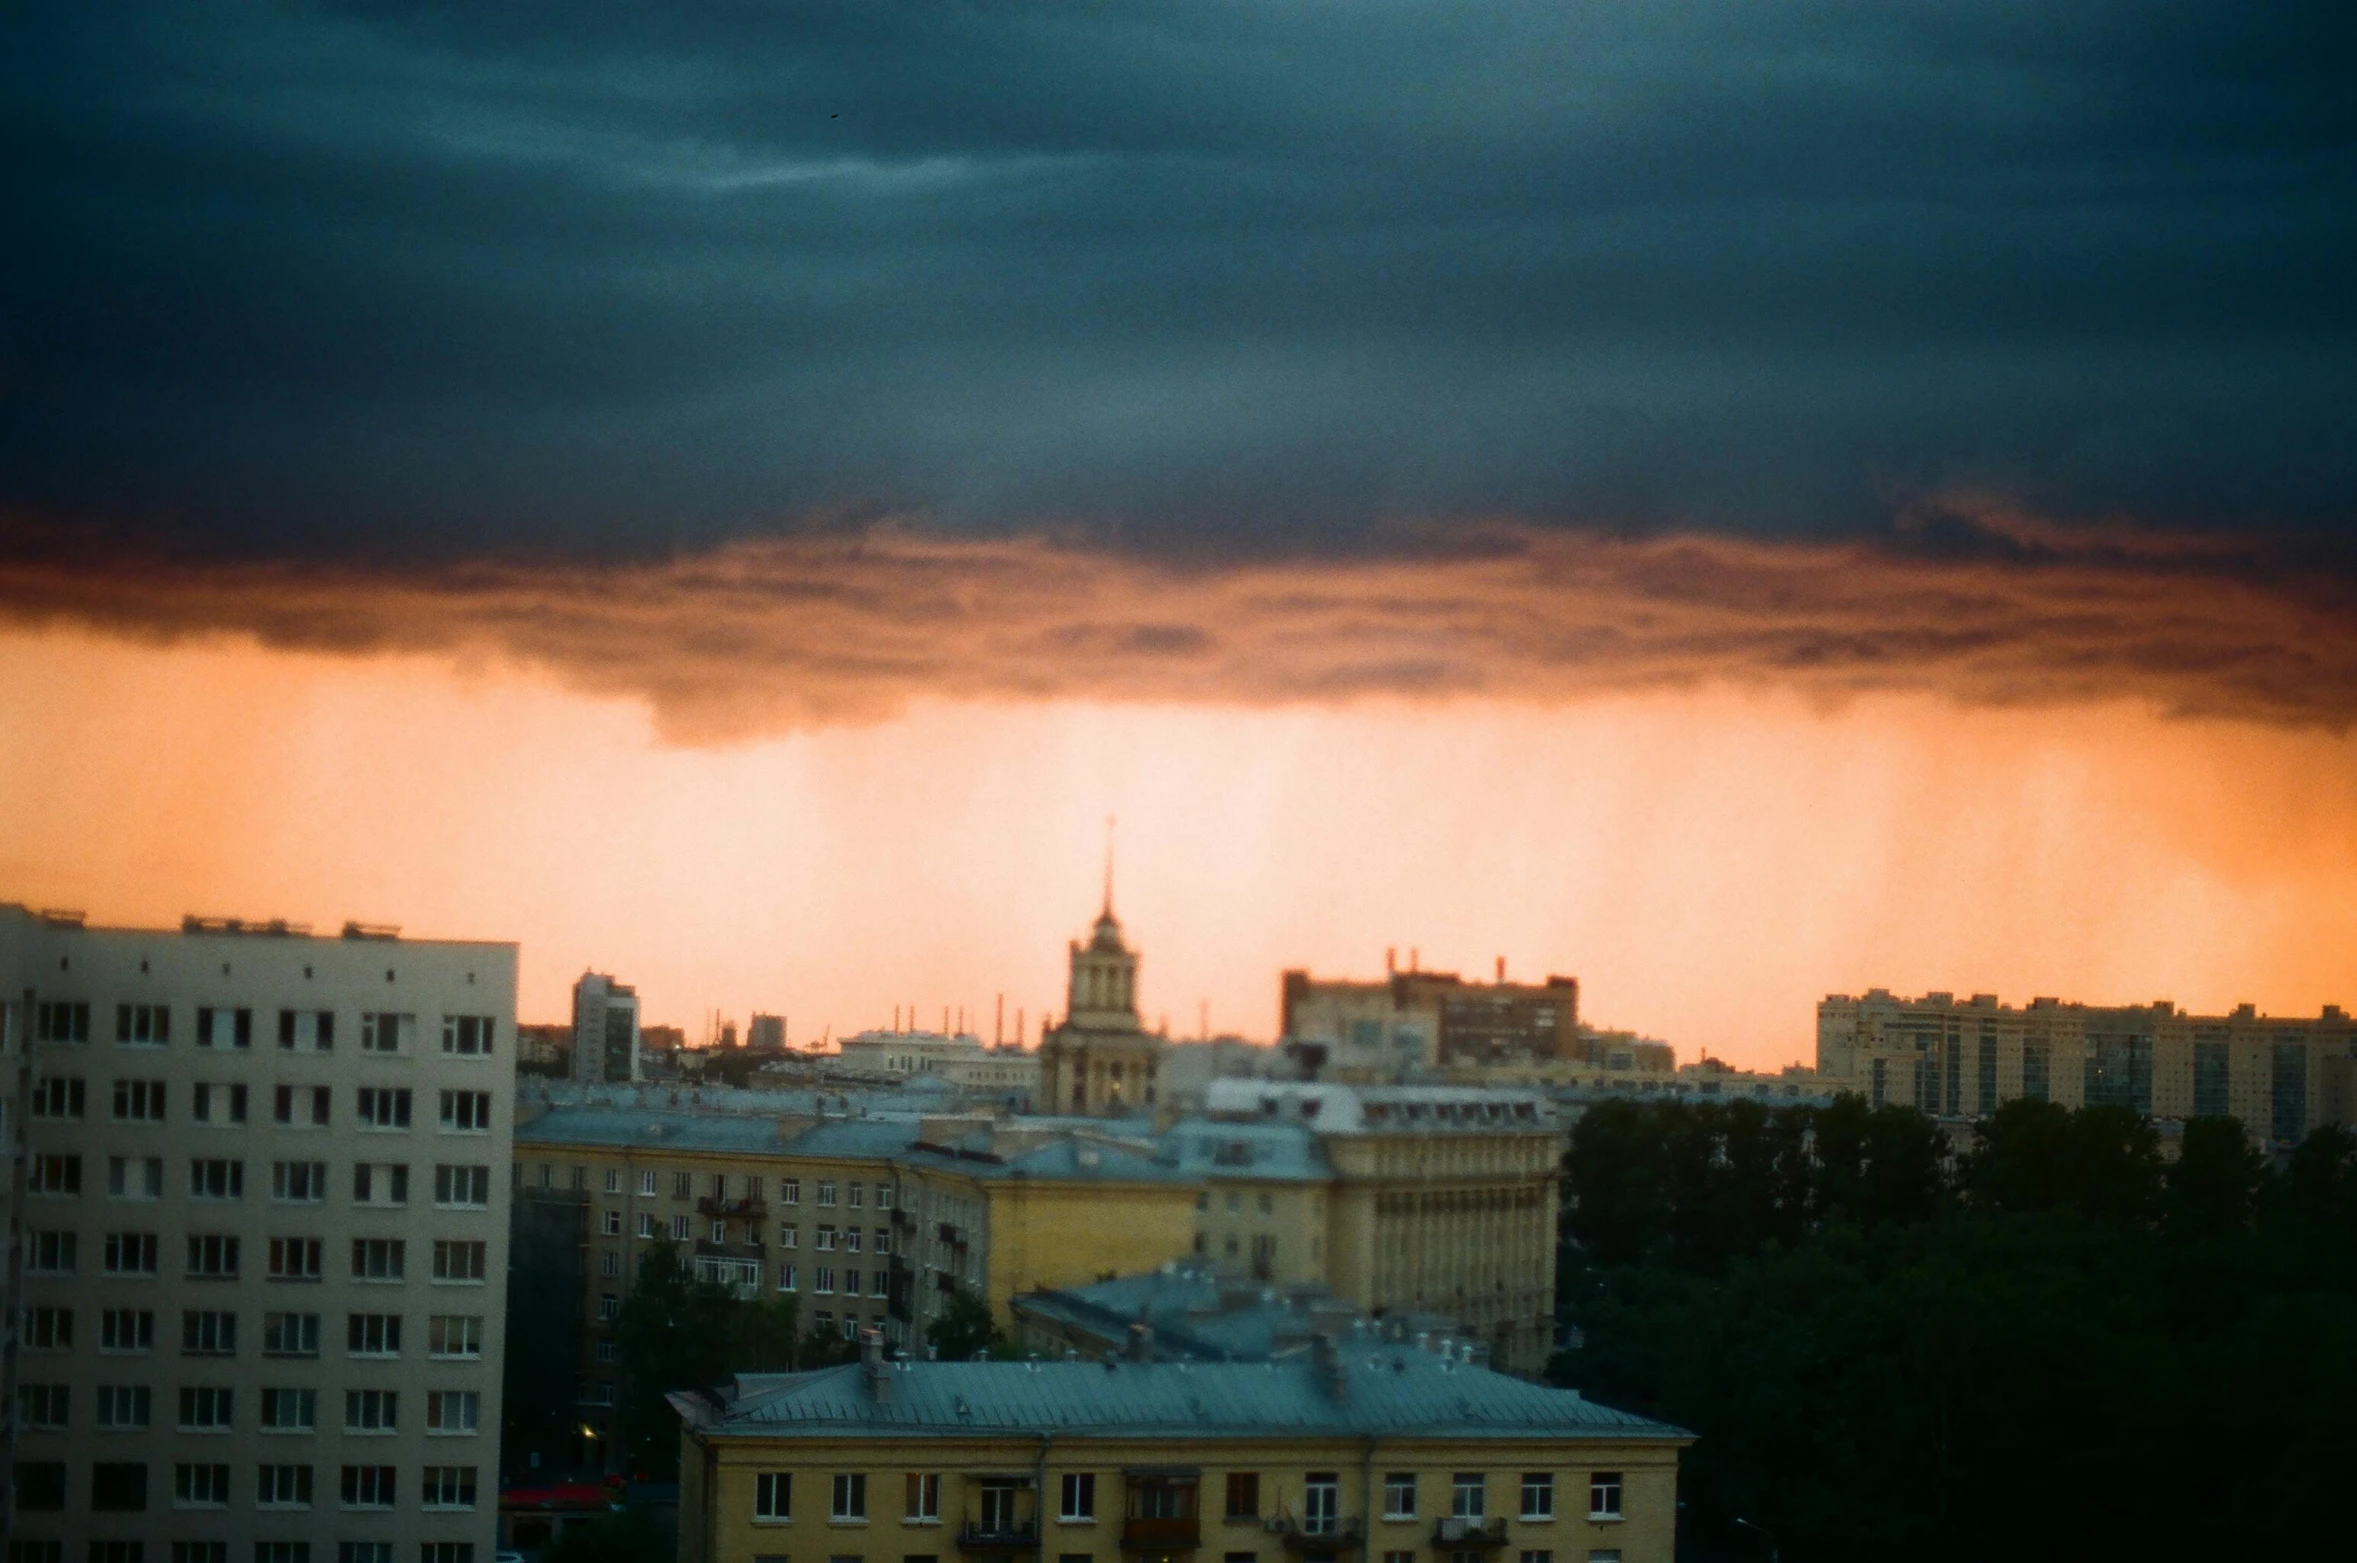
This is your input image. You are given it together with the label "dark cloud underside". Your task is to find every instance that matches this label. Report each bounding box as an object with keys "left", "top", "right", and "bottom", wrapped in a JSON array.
[{"left": 5, "top": 1, "right": 2353, "bottom": 560}]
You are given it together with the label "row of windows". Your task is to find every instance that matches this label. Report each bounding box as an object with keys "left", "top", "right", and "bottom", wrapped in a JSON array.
[
  {"left": 17, "top": 1306, "right": 484, "bottom": 1358},
  {"left": 32, "top": 1001, "right": 497, "bottom": 1057},
  {"left": 11, "top": 1458, "right": 479, "bottom": 1512},
  {"left": 530, "top": 1164, "right": 894, "bottom": 1207},
  {"left": 27, "top": 1086, "right": 493, "bottom": 1135},
  {"left": 23, "top": 1234, "right": 487, "bottom": 1284},
  {"left": 751, "top": 1471, "right": 1626, "bottom": 1525},
  {"left": 14, "top": 1382, "right": 480, "bottom": 1435},
  {"left": 9, "top": 1544, "right": 478, "bottom": 1563},
  {"left": 709, "top": 1551, "right": 1617, "bottom": 1563},
  {"left": 53, "top": 1156, "right": 493, "bottom": 1208}
]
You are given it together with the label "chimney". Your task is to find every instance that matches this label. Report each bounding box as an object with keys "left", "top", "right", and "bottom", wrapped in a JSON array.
[
  {"left": 1310, "top": 1332, "right": 1348, "bottom": 1403},
  {"left": 861, "top": 1328, "right": 890, "bottom": 1405},
  {"left": 1495, "top": 955, "right": 1506, "bottom": 984},
  {"left": 1126, "top": 1322, "right": 1155, "bottom": 1363},
  {"left": 1386, "top": 946, "right": 1396, "bottom": 976}
]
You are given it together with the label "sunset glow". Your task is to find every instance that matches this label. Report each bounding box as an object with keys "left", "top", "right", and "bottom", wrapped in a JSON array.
[{"left": 6, "top": 623, "right": 2349, "bottom": 1068}]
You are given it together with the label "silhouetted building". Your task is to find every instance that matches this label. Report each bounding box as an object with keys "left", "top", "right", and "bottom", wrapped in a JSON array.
[
  {"left": 1039, "top": 891, "right": 1162, "bottom": 1115},
  {"left": 1282, "top": 959, "right": 1582, "bottom": 1070},
  {"left": 571, "top": 970, "right": 640, "bottom": 1084}
]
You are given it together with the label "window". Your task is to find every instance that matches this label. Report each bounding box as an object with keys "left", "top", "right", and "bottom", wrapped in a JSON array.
[
  {"left": 421, "top": 1464, "right": 478, "bottom": 1508},
  {"left": 26, "top": 1230, "right": 74, "bottom": 1274},
  {"left": 35, "top": 999, "right": 90, "bottom": 1043},
  {"left": 441, "top": 1089, "right": 492, "bottom": 1131},
  {"left": 174, "top": 1460, "right": 232, "bottom": 1506},
  {"left": 876, "top": 1183, "right": 894, "bottom": 1209},
  {"left": 1225, "top": 1472, "right": 1261, "bottom": 1520},
  {"left": 355, "top": 1087, "right": 410, "bottom": 1129},
  {"left": 25, "top": 1306, "right": 73, "bottom": 1349},
  {"left": 340, "top": 1463, "right": 396, "bottom": 1507},
  {"left": 426, "top": 1389, "right": 480, "bottom": 1434},
  {"left": 604, "top": 1209, "right": 623, "bottom": 1237},
  {"left": 190, "top": 1158, "right": 243, "bottom": 1199},
  {"left": 343, "top": 1389, "right": 398, "bottom": 1432},
  {"left": 1520, "top": 1474, "right": 1554, "bottom": 1521},
  {"left": 108, "top": 1154, "right": 165, "bottom": 1198},
  {"left": 98, "top": 1308, "right": 148, "bottom": 1352},
  {"left": 815, "top": 1267, "right": 835, "bottom": 1295},
  {"left": 672, "top": 1214, "right": 691, "bottom": 1242},
  {"left": 273, "top": 1160, "right": 329, "bottom": 1201},
  {"left": 595, "top": 1339, "right": 619, "bottom": 1362},
  {"left": 268, "top": 1236, "right": 324, "bottom": 1280},
  {"left": 832, "top": 1471, "right": 867, "bottom": 1520},
  {"left": 1061, "top": 1471, "right": 1096, "bottom": 1521},
  {"left": 1519, "top": 1553, "right": 1553, "bottom": 1563},
  {"left": 875, "top": 1228, "right": 892, "bottom": 1256},
  {"left": 815, "top": 1222, "right": 841, "bottom": 1251},
  {"left": 278, "top": 1009, "right": 335, "bottom": 1051},
  {"left": 360, "top": 1012, "right": 412, "bottom": 1052},
  {"left": 190, "top": 1082, "right": 247, "bottom": 1123},
  {"left": 782, "top": 1178, "right": 801, "bottom": 1205},
  {"left": 348, "top": 1313, "right": 401, "bottom": 1356},
  {"left": 442, "top": 1015, "right": 496, "bottom": 1055},
  {"left": 639, "top": 1170, "right": 659, "bottom": 1197},
  {"left": 117, "top": 1002, "right": 171, "bottom": 1045},
  {"left": 29, "top": 1153, "right": 81, "bottom": 1194},
  {"left": 112, "top": 1077, "right": 167, "bottom": 1121},
  {"left": 186, "top": 1233, "right": 239, "bottom": 1278},
  {"left": 1384, "top": 1473, "right": 1417, "bottom": 1520},
  {"left": 1586, "top": 1474, "right": 1621, "bottom": 1520},
  {"left": 256, "top": 1463, "right": 314, "bottom": 1507},
  {"left": 194, "top": 1006, "right": 250, "bottom": 1048},
  {"left": 337, "top": 1546, "right": 392, "bottom": 1563},
  {"left": 779, "top": 1223, "right": 800, "bottom": 1250},
  {"left": 429, "top": 1314, "right": 484, "bottom": 1358},
  {"left": 606, "top": 1167, "right": 622, "bottom": 1193},
  {"left": 264, "top": 1311, "right": 321, "bottom": 1356},
  {"left": 353, "top": 1162, "right": 409, "bottom": 1205},
  {"left": 419, "top": 1547, "right": 474, "bottom": 1563},
  {"left": 16, "top": 1383, "right": 67, "bottom": 1430},
  {"left": 1585, "top": 1554, "right": 1621, "bottom": 1563},
  {"left": 176, "top": 1548, "right": 230, "bottom": 1563},
  {"left": 435, "top": 1164, "right": 491, "bottom": 1207},
  {"left": 778, "top": 1263, "right": 799, "bottom": 1291},
  {"left": 817, "top": 1180, "right": 838, "bottom": 1207},
  {"left": 274, "top": 1083, "right": 331, "bottom": 1125},
  {"left": 847, "top": 1182, "right": 865, "bottom": 1209},
  {"left": 351, "top": 1238, "right": 405, "bottom": 1281},
  {"left": 1452, "top": 1474, "right": 1486, "bottom": 1519},
  {"left": 845, "top": 1228, "right": 863, "bottom": 1254},
  {"left": 757, "top": 1471, "right": 793, "bottom": 1520},
  {"left": 601, "top": 1249, "right": 621, "bottom": 1276},
  {"left": 599, "top": 1294, "right": 620, "bottom": 1321},
  {"left": 12, "top": 1459, "right": 66, "bottom": 1511},
  {"left": 30, "top": 1076, "right": 84, "bottom": 1118},
  {"left": 906, "top": 1472, "right": 941, "bottom": 1520},
  {"left": 638, "top": 1212, "right": 657, "bottom": 1239},
  {"left": 96, "top": 1384, "right": 152, "bottom": 1429},
  {"left": 102, "top": 1228, "right": 159, "bottom": 1274},
  {"left": 433, "top": 1239, "right": 487, "bottom": 1282},
  {"left": 92, "top": 1460, "right": 149, "bottom": 1510},
  {"left": 261, "top": 1387, "right": 317, "bottom": 1430},
  {"left": 181, "top": 1308, "right": 237, "bottom": 1356},
  {"left": 178, "top": 1384, "right": 233, "bottom": 1430},
  {"left": 1304, "top": 1474, "right": 1339, "bottom": 1535},
  {"left": 673, "top": 1171, "right": 693, "bottom": 1199}
]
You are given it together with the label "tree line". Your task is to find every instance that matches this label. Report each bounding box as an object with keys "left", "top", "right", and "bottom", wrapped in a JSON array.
[{"left": 1551, "top": 1096, "right": 2357, "bottom": 1561}]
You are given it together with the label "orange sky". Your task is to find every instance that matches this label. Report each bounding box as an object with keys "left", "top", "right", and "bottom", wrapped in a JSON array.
[{"left": 2, "top": 622, "right": 2352, "bottom": 1070}]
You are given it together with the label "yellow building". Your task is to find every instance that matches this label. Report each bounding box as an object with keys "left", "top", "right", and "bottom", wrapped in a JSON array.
[
  {"left": 510, "top": 1106, "right": 1201, "bottom": 1469},
  {"left": 672, "top": 1335, "right": 1689, "bottom": 1563}
]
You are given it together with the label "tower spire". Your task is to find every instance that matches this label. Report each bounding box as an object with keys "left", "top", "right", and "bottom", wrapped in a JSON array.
[{"left": 1102, "top": 813, "right": 1116, "bottom": 918}]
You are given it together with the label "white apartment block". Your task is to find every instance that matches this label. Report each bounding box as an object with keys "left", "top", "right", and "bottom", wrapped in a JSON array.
[{"left": 0, "top": 904, "right": 515, "bottom": 1563}]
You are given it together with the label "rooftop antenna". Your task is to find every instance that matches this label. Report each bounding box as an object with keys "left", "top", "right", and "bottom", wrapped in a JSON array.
[
  {"left": 995, "top": 994, "right": 1005, "bottom": 1046},
  {"left": 1102, "top": 813, "right": 1116, "bottom": 917}
]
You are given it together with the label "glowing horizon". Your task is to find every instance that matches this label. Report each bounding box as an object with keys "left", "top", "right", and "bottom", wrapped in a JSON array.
[{"left": 5, "top": 623, "right": 2351, "bottom": 1073}]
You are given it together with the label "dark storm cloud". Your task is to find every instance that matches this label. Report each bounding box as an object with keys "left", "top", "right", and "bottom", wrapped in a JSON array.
[{"left": 6, "top": 0, "right": 2353, "bottom": 559}]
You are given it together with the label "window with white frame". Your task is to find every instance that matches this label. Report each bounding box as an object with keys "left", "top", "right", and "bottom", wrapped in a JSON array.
[
  {"left": 177, "top": 1384, "right": 234, "bottom": 1430},
  {"left": 174, "top": 1460, "right": 232, "bottom": 1506},
  {"left": 756, "top": 1471, "right": 792, "bottom": 1521},
  {"left": 831, "top": 1471, "right": 867, "bottom": 1520},
  {"left": 1587, "top": 1473, "right": 1621, "bottom": 1519},
  {"left": 433, "top": 1239, "right": 488, "bottom": 1281},
  {"left": 256, "top": 1463, "right": 313, "bottom": 1507},
  {"left": 343, "top": 1388, "right": 397, "bottom": 1433},
  {"left": 340, "top": 1462, "right": 396, "bottom": 1507},
  {"left": 1520, "top": 1474, "right": 1554, "bottom": 1520},
  {"left": 421, "top": 1464, "right": 479, "bottom": 1508},
  {"left": 1452, "top": 1473, "right": 1487, "bottom": 1519},
  {"left": 260, "top": 1387, "right": 317, "bottom": 1430},
  {"left": 430, "top": 1314, "right": 484, "bottom": 1358},
  {"left": 1384, "top": 1473, "right": 1418, "bottom": 1520}
]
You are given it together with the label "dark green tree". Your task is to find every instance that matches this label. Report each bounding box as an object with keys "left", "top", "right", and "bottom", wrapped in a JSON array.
[
  {"left": 611, "top": 1244, "right": 739, "bottom": 1478},
  {"left": 1561, "top": 1099, "right": 1673, "bottom": 1265},
  {"left": 2165, "top": 1116, "right": 2267, "bottom": 1240},
  {"left": 926, "top": 1283, "right": 1006, "bottom": 1360}
]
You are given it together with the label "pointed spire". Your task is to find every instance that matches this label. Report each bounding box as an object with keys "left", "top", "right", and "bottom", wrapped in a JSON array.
[{"left": 1102, "top": 813, "right": 1117, "bottom": 918}]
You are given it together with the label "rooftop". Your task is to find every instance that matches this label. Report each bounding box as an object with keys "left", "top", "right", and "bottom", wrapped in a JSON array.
[{"left": 675, "top": 1351, "right": 1688, "bottom": 1443}]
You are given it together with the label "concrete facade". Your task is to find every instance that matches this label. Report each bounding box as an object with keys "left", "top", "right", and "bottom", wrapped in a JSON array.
[{"left": 0, "top": 903, "right": 514, "bottom": 1561}]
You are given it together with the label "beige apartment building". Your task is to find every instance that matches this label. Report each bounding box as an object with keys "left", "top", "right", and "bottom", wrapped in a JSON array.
[
  {"left": 1280, "top": 963, "right": 1582, "bottom": 1073},
  {"left": 0, "top": 903, "right": 514, "bottom": 1562},
  {"left": 832, "top": 1032, "right": 1043, "bottom": 1100},
  {"left": 672, "top": 1336, "right": 1688, "bottom": 1563},
  {"left": 1818, "top": 989, "right": 2357, "bottom": 1141}
]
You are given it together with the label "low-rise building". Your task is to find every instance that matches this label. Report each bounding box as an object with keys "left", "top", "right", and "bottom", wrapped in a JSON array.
[
  {"left": 834, "top": 1030, "right": 1042, "bottom": 1100},
  {"left": 1281, "top": 962, "right": 1582, "bottom": 1072},
  {"left": 671, "top": 1335, "right": 1689, "bottom": 1563},
  {"left": 1011, "top": 1261, "right": 1469, "bottom": 1365}
]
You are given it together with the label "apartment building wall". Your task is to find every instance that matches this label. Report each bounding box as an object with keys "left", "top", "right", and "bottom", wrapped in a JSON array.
[
  {"left": 1818, "top": 990, "right": 2357, "bottom": 1141},
  {"left": 1, "top": 905, "right": 514, "bottom": 1560}
]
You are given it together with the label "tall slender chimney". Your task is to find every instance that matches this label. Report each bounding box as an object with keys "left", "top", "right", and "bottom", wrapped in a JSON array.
[
  {"left": 1495, "top": 955, "right": 1506, "bottom": 984},
  {"left": 1386, "top": 946, "right": 1396, "bottom": 976}
]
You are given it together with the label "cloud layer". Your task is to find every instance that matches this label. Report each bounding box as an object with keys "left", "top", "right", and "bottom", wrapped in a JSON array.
[
  {"left": 6, "top": 2, "right": 2353, "bottom": 556},
  {"left": 5, "top": 510, "right": 2349, "bottom": 741}
]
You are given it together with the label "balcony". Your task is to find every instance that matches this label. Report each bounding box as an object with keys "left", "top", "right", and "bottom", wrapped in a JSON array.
[
  {"left": 1122, "top": 1517, "right": 1201, "bottom": 1551},
  {"left": 1272, "top": 1518, "right": 1363, "bottom": 1553},
  {"left": 1431, "top": 1518, "right": 1508, "bottom": 1550},
  {"left": 955, "top": 1522, "right": 1040, "bottom": 1554},
  {"left": 938, "top": 1222, "right": 968, "bottom": 1248},
  {"left": 697, "top": 1195, "right": 767, "bottom": 1220},
  {"left": 693, "top": 1238, "right": 766, "bottom": 1261}
]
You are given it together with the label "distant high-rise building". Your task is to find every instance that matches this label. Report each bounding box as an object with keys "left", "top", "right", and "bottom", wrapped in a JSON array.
[
  {"left": 746, "top": 1013, "right": 785, "bottom": 1052},
  {"left": 0, "top": 902, "right": 515, "bottom": 1559},
  {"left": 571, "top": 971, "right": 639, "bottom": 1084},
  {"left": 1818, "top": 989, "right": 2357, "bottom": 1140}
]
